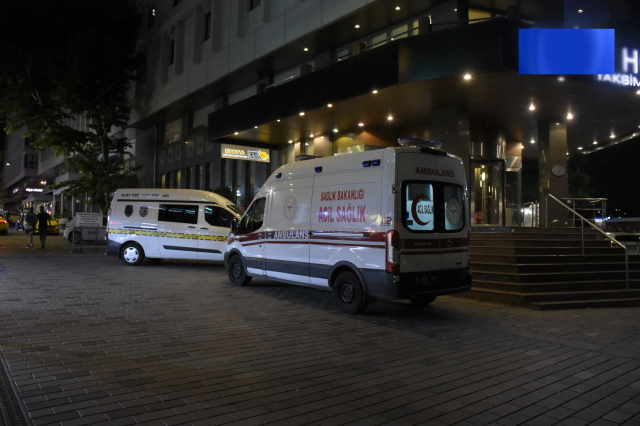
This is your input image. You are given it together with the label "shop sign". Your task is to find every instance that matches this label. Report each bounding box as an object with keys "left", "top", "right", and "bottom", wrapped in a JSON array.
[
  {"left": 596, "top": 47, "right": 640, "bottom": 87},
  {"left": 25, "top": 188, "right": 43, "bottom": 193},
  {"left": 221, "top": 144, "right": 270, "bottom": 162}
]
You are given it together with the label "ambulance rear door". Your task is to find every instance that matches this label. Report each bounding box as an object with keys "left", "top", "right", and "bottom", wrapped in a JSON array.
[{"left": 396, "top": 151, "right": 442, "bottom": 273}]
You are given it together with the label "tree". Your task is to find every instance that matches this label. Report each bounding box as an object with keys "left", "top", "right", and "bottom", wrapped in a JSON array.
[{"left": 0, "top": 0, "right": 142, "bottom": 212}]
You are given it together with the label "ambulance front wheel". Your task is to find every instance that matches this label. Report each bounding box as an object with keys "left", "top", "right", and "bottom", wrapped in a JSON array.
[
  {"left": 228, "top": 255, "right": 251, "bottom": 286},
  {"left": 122, "top": 243, "right": 145, "bottom": 266},
  {"left": 333, "top": 271, "right": 367, "bottom": 315}
]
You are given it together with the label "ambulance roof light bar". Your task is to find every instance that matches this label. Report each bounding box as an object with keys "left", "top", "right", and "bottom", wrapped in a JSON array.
[{"left": 397, "top": 138, "right": 443, "bottom": 149}]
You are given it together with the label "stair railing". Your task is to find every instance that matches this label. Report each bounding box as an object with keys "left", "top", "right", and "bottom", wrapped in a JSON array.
[{"left": 546, "top": 194, "right": 629, "bottom": 291}]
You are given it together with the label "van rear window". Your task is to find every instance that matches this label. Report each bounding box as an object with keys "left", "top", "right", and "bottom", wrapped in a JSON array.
[
  {"left": 402, "top": 181, "right": 465, "bottom": 233},
  {"left": 158, "top": 204, "right": 198, "bottom": 224}
]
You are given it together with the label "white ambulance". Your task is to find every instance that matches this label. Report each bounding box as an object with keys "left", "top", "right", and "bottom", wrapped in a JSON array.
[
  {"left": 106, "top": 189, "right": 241, "bottom": 265},
  {"left": 224, "top": 139, "right": 472, "bottom": 314}
]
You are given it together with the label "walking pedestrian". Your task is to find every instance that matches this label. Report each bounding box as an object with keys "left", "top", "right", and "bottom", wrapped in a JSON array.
[
  {"left": 24, "top": 207, "right": 36, "bottom": 248},
  {"left": 36, "top": 206, "right": 51, "bottom": 249}
]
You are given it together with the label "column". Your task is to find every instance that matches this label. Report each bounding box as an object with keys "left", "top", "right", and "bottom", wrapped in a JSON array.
[
  {"left": 538, "top": 122, "right": 568, "bottom": 227},
  {"left": 431, "top": 107, "right": 471, "bottom": 184}
]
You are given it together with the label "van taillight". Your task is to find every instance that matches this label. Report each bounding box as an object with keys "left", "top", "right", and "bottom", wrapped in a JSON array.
[{"left": 385, "top": 230, "right": 400, "bottom": 273}]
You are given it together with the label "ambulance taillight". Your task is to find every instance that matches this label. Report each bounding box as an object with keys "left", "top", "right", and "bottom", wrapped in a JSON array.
[{"left": 385, "top": 230, "right": 400, "bottom": 273}]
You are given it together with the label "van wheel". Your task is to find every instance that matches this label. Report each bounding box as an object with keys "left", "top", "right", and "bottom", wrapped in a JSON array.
[
  {"left": 409, "top": 295, "right": 437, "bottom": 308},
  {"left": 228, "top": 255, "right": 251, "bottom": 286},
  {"left": 122, "top": 243, "right": 145, "bottom": 266},
  {"left": 333, "top": 271, "right": 367, "bottom": 314}
]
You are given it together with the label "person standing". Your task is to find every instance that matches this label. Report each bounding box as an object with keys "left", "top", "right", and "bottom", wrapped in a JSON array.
[
  {"left": 24, "top": 207, "right": 36, "bottom": 248},
  {"left": 36, "top": 206, "right": 51, "bottom": 249}
]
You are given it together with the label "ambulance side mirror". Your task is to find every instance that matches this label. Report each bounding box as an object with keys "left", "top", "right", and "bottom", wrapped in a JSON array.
[{"left": 231, "top": 218, "right": 238, "bottom": 234}]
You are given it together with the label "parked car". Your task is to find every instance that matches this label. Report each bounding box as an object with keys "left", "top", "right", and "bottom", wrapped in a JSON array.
[
  {"left": 606, "top": 231, "right": 640, "bottom": 252},
  {"left": 64, "top": 215, "right": 107, "bottom": 243},
  {"left": 0, "top": 214, "right": 8, "bottom": 235},
  {"left": 6, "top": 211, "right": 20, "bottom": 226},
  {"left": 35, "top": 218, "right": 60, "bottom": 235}
]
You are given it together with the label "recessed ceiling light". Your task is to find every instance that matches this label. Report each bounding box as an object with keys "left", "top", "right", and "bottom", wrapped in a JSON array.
[
  {"left": 593, "top": 141, "right": 598, "bottom": 145},
  {"left": 464, "top": 74, "right": 472, "bottom": 80},
  {"left": 355, "top": 24, "right": 360, "bottom": 28},
  {"left": 529, "top": 104, "right": 535, "bottom": 111},
  {"left": 578, "top": 9, "right": 583, "bottom": 13},
  {"left": 310, "top": 134, "right": 314, "bottom": 138},
  {"left": 254, "top": 126, "right": 258, "bottom": 128},
  {"left": 558, "top": 76, "right": 565, "bottom": 82},
  {"left": 305, "top": 143, "right": 309, "bottom": 146},
  {"left": 372, "top": 90, "right": 378, "bottom": 94},
  {"left": 454, "top": 8, "right": 457, "bottom": 11},
  {"left": 327, "top": 103, "right": 332, "bottom": 107},
  {"left": 567, "top": 112, "right": 573, "bottom": 120},
  {"left": 388, "top": 115, "right": 393, "bottom": 121},
  {"left": 395, "top": 6, "right": 400, "bottom": 10},
  {"left": 636, "top": 89, "right": 640, "bottom": 95},
  {"left": 277, "top": 119, "right": 281, "bottom": 122},
  {"left": 234, "top": 132, "right": 238, "bottom": 135},
  {"left": 299, "top": 112, "right": 305, "bottom": 116},
  {"left": 520, "top": 144, "right": 524, "bottom": 149},
  {"left": 288, "top": 140, "right": 293, "bottom": 144},
  {"left": 333, "top": 128, "right": 338, "bottom": 133},
  {"left": 530, "top": 138, "right": 535, "bottom": 144},
  {"left": 304, "top": 47, "right": 308, "bottom": 51},
  {"left": 578, "top": 147, "right": 583, "bottom": 150},
  {"left": 610, "top": 134, "right": 616, "bottom": 138},
  {"left": 358, "top": 123, "right": 364, "bottom": 127}
]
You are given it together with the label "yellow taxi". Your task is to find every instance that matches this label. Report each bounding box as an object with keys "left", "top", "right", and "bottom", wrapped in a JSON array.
[
  {"left": 0, "top": 214, "right": 7, "bottom": 235},
  {"left": 35, "top": 218, "right": 60, "bottom": 235}
]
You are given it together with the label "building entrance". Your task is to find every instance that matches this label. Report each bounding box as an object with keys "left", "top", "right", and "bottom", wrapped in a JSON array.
[{"left": 470, "top": 161, "right": 504, "bottom": 226}]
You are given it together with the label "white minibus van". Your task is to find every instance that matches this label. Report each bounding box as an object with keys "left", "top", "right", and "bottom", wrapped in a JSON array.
[
  {"left": 225, "top": 139, "right": 472, "bottom": 314},
  {"left": 107, "top": 189, "right": 241, "bottom": 265}
]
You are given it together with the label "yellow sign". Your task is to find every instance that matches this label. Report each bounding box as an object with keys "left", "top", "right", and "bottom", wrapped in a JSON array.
[{"left": 221, "top": 144, "right": 270, "bottom": 162}]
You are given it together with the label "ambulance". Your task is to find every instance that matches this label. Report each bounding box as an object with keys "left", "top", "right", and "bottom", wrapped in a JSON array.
[
  {"left": 224, "top": 139, "right": 472, "bottom": 314},
  {"left": 106, "top": 189, "right": 241, "bottom": 265}
]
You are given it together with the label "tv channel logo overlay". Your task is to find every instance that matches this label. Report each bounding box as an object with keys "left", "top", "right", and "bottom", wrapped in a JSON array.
[{"left": 519, "top": 29, "right": 615, "bottom": 75}]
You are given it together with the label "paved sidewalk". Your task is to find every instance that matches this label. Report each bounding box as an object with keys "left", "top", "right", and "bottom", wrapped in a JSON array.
[{"left": 0, "top": 233, "right": 639, "bottom": 425}]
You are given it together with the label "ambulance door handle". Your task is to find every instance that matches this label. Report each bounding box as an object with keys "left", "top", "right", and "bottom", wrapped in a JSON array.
[
  {"left": 188, "top": 226, "right": 196, "bottom": 229},
  {"left": 200, "top": 227, "right": 208, "bottom": 230}
]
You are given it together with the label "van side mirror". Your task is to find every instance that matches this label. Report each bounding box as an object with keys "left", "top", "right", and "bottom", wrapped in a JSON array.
[{"left": 231, "top": 218, "right": 238, "bottom": 234}]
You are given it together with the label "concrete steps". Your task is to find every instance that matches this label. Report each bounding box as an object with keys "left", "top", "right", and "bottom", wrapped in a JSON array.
[{"left": 460, "top": 227, "right": 640, "bottom": 310}]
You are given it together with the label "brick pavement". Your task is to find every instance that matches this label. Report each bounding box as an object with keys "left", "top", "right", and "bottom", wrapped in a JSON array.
[{"left": 0, "top": 233, "right": 640, "bottom": 425}]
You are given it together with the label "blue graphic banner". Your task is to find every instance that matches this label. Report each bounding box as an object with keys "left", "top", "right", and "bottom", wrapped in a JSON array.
[{"left": 519, "top": 29, "right": 615, "bottom": 74}]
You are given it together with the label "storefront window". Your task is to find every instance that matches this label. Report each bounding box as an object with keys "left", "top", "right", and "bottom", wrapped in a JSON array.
[{"left": 164, "top": 117, "right": 182, "bottom": 145}]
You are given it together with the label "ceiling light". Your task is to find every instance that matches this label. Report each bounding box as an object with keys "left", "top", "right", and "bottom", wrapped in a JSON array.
[
  {"left": 277, "top": 119, "right": 281, "bottom": 122},
  {"left": 388, "top": 115, "right": 393, "bottom": 121},
  {"left": 234, "top": 132, "right": 238, "bottom": 135},
  {"left": 530, "top": 138, "right": 535, "bottom": 144},
  {"left": 395, "top": 6, "right": 400, "bottom": 10},
  {"left": 254, "top": 126, "right": 258, "bottom": 128},
  {"left": 636, "top": 89, "right": 640, "bottom": 95},
  {"left": 610, "top": 134, "right": 616, "bottom": 138},
  {"left": 310, "top": 134, "right": 314, "bottom": 138},
  {"left": 464, "top": 74, "right": 472, "bottom": 80},
  {"left": 558, "top": 76, "right": 565, "bottom": 82},
  {"left": 327, "top": 103, "right": 332, "bottom": 107},
  {"left": 454, "top": 8, "right": 457, "bottom": 11},
  {"left": 578, "top": 147, "right": 583, "bottom": 150},
  {"left": 567, "top": 112, "right": 573, "bottom": 120},
  {"left": 529, "top": 104, "right": 535, "bottom": 111},
  {"left": 288, "top": 140, "right": 293, "bottom": 144},
  {"left": 578, "top": 9, "right": 583, "bottom": 13},
  {"left": 520, "top": 144, "right": 524, "bottom": 149},
  {"left": 358, "top": 123, "right": 364, "bottom": 127},
  {"left": 355, "top": 24, "right": 360, "bottom": 28},
  {"left": 333, "top": 128, "right": 338, "bottom": 133},
  {"left": 305, "top": 143, "right": 309, "bottom": 146},
  {"left": 372, "top": 90, "right": 378, "bottom": 94},
  {"left": 593, "top": 141, "right": 598, "bottom": 145},
  {"left": 299, "top": 112, "right": 305, "bottom": 116},
  {"left": 5, "top": 162, "right": 10, "bottom": 166},
  {"left": 304, "top": 47, "right": 308, "bottom": 51}
]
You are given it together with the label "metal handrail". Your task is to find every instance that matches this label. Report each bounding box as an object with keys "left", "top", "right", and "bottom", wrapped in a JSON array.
[
  {"left": 546, "top": 194, "right": 629, "bottom": 291},
  {"left": 562, "top": 197, "right": 607, "bottom": 228}
]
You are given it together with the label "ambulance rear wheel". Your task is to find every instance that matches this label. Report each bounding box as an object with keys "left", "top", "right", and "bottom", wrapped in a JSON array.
[
  {"left": 409, "top": 295, "right": 437, "bottom": 308},
  {"left": 228, "top": 255, "right": 251, "bottom": 286},
  {"left": 333, "top": 271, "right": 366, "bottom": 314},
  {"left": 122, "top": 243, "right": 145, "bottom": 266}
]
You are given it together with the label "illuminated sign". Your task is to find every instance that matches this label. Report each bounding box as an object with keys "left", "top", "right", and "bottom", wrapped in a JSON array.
[
  {"left": 25, "top": 188, "right": 44, "bottom": 193},
  {"left": 596, "top": 47, "right": 640, "bottom": 87},
  {"left": 221, "top": 144, "right": 270, "bottom": 162}
]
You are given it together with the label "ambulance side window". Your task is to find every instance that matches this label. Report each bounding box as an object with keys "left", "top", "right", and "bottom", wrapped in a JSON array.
[
  {"left": 204, "top": 206, "right": 235, "bottom": 228},
  {"left": 239, "top": 198, "right": 266, "bottom": 234}
]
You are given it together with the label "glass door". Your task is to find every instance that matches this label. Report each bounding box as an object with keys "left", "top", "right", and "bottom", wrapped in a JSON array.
[{"left": 470, "top": 161, "right": 504, "bottom": 226}]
